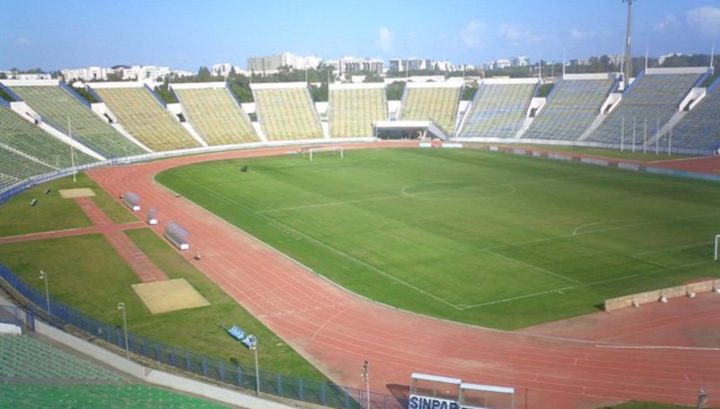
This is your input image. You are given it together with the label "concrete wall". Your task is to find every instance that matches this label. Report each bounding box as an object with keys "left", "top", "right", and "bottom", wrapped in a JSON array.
[{"left": 605, "top": 279, "right": 720, "bottom": 312}]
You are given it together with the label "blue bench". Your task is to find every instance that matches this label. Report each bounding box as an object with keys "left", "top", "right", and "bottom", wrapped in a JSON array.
[{"left": 227, "top": 325, "right": 257, "bottom": 350}]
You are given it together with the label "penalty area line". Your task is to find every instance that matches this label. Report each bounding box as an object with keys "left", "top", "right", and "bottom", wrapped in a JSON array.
[{"left": 176, "top": 173, "right": 463, "bottom": 311}]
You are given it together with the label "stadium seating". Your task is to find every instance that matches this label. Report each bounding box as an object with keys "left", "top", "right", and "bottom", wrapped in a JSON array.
[
  {"left": 0, "top": 147, "right": 56, "bottom": 189},
  {"left": 587, "top": 72, "right": 702, "bottom": 144},
  {"left": 173, "top": 86, "right": 259, "bottom": 145},
  {"left": 8, "top": 85, "right": 146, "bottom": 158},
  {"left": 668, "top": 85, "right": 720, "bottom": 151},
  {"left": 328, "top": 86, "right": 387, "bottom": 137},
  {"left": 92, "top": 87, "right": 200, "bottom": 151},
  {"left": 523, "top": 78, "right": 615, "bottom": 140},
  {"left": 459, "top": 82, "right": 535, "bottom": 138},
  {"left": 0, "top": 384, "right": 228, "bottom": 408},
  {"left": 0, "top": 334, "right": 227, "bottom": 408},
  {"left": 252, "top": 84, "right": 323, "bottom": 141},
  {"left": 0, "top": 104, "right": 96, "bottom": 168},
  {"left": 401, "top": 86, "right": 461, "bottom": 136},
  {"left": 0, "top": 334, "right": 123, "bottom": 380}
]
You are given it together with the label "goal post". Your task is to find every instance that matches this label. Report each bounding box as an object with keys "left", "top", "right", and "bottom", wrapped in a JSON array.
[
  {"left": 304, "top": 146, "right": 344, "bottom": 161},
  {"left": 714, "top": 235, "right": 720, "bottom": 261}
]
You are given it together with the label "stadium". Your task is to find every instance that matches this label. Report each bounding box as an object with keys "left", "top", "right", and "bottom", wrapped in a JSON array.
[{"left": 1, "top": 2, "right": 720, "bottom": 409}]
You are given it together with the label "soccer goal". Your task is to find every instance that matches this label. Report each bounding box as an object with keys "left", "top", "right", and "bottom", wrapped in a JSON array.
[
  {"left": 302, "top": 146, "right": 344, "bottom": 161},
  {"left": 714, "top": 235, "right": 720, "bottom": 260}
]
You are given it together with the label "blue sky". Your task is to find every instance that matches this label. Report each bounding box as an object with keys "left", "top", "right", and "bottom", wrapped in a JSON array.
[{"left": 2, "top": 0, "right": 720, "bottom": 71}]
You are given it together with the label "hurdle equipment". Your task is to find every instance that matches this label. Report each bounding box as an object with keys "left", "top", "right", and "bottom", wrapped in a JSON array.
[
  {"left": 146, "top": 208, "right": 158, "bottom": 225},
  {"left": 164, "top": 222, "right": 191, "bottom": 250},
  {"left": 122, "top": 191, "right": 141, "bottom": 211}
]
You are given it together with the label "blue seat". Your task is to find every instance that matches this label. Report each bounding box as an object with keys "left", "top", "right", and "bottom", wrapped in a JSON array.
[{"left": 227, "top": 325, "right": 245, "bottom": 341}]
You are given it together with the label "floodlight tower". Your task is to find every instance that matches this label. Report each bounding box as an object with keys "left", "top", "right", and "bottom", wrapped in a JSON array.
[{"left": 622, "top": 0, "right": 637, "bottom": 89}]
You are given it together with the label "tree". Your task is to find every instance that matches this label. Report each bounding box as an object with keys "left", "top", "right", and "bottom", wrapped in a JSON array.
[
  {"left": 461, "top": 82, "right": 478, "bottom": 100},
  {"left": 386, "top": 81, "right": 406, "bottom": 100}
]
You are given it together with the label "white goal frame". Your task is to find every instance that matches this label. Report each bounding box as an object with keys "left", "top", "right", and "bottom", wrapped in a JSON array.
[
  {"left": 714, "top": 235, "right": 720, "bottom": 260},
  {"left": 304, "top": 146, "right": 344, "bottom": 161}
]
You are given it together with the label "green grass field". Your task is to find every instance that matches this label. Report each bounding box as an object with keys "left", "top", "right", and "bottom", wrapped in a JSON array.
[
  {"left": 0, "top": 231, "right": 325, "bottom": 380},
  {"left": 157, "top": 148, "right": 720, "bottom": 329},
  {"left": 0, "top": 174, "right": 136, "bottom": 237}
]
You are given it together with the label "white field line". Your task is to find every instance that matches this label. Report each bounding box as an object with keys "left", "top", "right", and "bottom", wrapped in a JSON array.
[
  {"left": 484, "top": 248, "right": 581, "bottom": 284},
  {"left": 176, "top": 169, "right": 720, "bottom": 312},
  {"left": 263, "top": 173, "right": 607, "bottom": 214},
  {"left": 459, "top": 259, "right": 714, "bottom": 310},
  {"left": 628, "top": 241, "right": 712, "bottom": 267},
  {"left": 177, "top": 173, "right": 463, "bottom": 310},
  {"left": 572, "top": 220, "right": 634, "bottom": 236},
  {"left": 483, "top": 211, "right": 720, "bottom": 253}
]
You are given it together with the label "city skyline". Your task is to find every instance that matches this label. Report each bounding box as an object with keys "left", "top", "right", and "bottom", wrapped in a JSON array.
[{"left": 2, "top": 0, "right": 719, "bottom": 71}]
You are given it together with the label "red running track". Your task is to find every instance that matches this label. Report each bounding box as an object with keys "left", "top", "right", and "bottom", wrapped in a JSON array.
[{"left": 87, "top": 143, "right": 720, "bottom": 409}]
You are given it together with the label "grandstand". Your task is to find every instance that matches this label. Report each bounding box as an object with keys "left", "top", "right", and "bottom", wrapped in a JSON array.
[
  {"left": 0, "top": 334, "right": 122, "bottom": 380},
  {"left": 251, "top": 83, "right": 323, "bottom": 141},
  {"left": 0, "top": 147, "right": 56, "bottom": 189},
  {"left": 458, "top": 79, "right": 537, "bottom": 138},
  {"left": 522, "top": 75, "right": 616, "bottom": 140},
  {"left": 668, "top": 78, "right": 720, "bottom": 151},
  {"left": 586, "top": 68, "right": 706, "bottom": 144},
  {"left": 90, "top": 84, "right": 200, "bottom": 151},
  {"left": 172, "top": 83, "right": 259, "bottom": 145},
  {"left": 0, "top": 104, "right": 96, "bottom": 169},
  {"left": 328, "top": 83, "right": 387, "bottom": 138},
  {"left": 0, "top": 334, "right": 228, "bottom": 408},
  {"left": 8, "top": 82, "right": 146, "bottom": 158},
  {"left": 400, "top": 83, "right": 462, "bottom": 136}
]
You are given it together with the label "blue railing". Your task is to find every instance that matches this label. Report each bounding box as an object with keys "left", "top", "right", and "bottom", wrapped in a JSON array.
[
  {"left": 0, "top": 260, "right": 404, "bottom": 409},
  {"left": 59, "top": 81, "right": 92, "bottom": 109},
  {"left": 0, "top": 304, "right": 33, "bottom": 330}
]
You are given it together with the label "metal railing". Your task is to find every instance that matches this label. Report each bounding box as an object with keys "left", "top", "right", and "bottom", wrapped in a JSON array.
[{"left": 0, "top": 261, "right": 404, "bottom": 409}]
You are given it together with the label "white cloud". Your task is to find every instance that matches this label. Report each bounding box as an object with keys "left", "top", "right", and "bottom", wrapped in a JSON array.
[
  {"left": 499, "top": 23, "right": 544, "bottom": 46},
  {"left": 570, "top": 29, "right": 596, "bottom": 40},
  {"left": 375, "top": 27, "right": 394, "bottom": 51},
  {"left": 687, "top": 6, "right": 720, "bottom": 37},
  {"left": 653, "top": 14, "right": 680, "bottom": 32},
  {"left": 15, "top": 37, "right": 36, "bottom": 47},
  {"left": 459, "top": 21, "right": 487, "bottom": 48}
]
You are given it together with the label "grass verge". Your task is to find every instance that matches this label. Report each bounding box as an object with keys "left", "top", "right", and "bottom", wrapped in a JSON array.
[
  {"left": 0, "top": 173, "right": 136, "bottom": 237},
  {"left": 0, "top": 230, "right": 325, "bottom": 381}
]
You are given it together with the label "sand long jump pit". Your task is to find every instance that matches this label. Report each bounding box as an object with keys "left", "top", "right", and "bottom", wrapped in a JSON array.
[
  {"left": 59, "top": 188, "right": 96, "bottom": 198},
  {"left": 131, "top": 279, "right": 210, "bottom": 314}
]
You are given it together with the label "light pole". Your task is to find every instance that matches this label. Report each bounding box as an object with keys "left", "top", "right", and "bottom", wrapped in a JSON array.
[
  {"left": 38, "top": 270, "right": 50, "bottom": 321},
  {"left": 622, "top": 0, "right": 637, "bottom": 89},
  {"left": 361, "top": 360, "right": 370, "bottom": 409},
  {"left": 117, "top": 302, "right": 129, "bottom": 358},
  {"left": 254, "top": 338, "right": 260, "bottom": 395}
]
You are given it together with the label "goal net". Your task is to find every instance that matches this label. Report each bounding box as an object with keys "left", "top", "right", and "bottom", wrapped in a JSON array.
[{"left": 301, "top": 146, "right": 344, "bottom": 161}]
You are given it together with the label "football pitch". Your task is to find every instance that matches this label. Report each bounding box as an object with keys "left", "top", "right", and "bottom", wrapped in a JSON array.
[{"left": 157, "top": 148, "right": 720, "bottom": 329}]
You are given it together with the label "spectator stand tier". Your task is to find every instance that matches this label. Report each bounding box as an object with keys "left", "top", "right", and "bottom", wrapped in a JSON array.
[
  {"left": 89, "top": 82, "right": 201, "bottom": 152},
  {"left": 458, "top": 78, "right": 538, "bottom": 139},
  {"left": 171, "top": 82, "right": 259, "bottom": 146},
  {"left": 328, "top": 83, "right": 388, "bottom": 138},
  {"left": 668, "top": 75, "right": 720, "bottom": 151},
  {"left": 399, "top": 82, "right": 463, "bottom": 137},
  {"left": 522, "top": 74, "right": 617, "bottom": 141},
  {"left": 0, "top": 103, "right": 97, "bottom": 169},
  {"left": 7, "top": 81, "right": 146, "bottom": 159},
  {"left": 586, "top": 67, "right": 707, "bottom": 145},
  {"left": 250, "top": 82, "right": 324, "bottom": 141}
]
